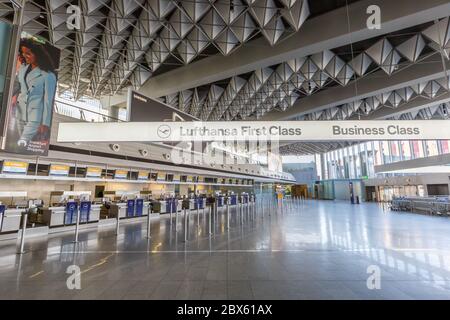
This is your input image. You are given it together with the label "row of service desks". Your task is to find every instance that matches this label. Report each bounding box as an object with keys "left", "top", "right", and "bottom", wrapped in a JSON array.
[
  {"left": 41, "top": 202, "right": 102, "bottom": 227},
  {"left": 42, "top": 198, "right": 153, "bottom": 227},
  {"left": 0, "top": 195, "right": 254, "bottom": 234}
]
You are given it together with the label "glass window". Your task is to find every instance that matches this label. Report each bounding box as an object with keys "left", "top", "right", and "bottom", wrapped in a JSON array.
[
  {"left": 360, "top": 144, "right": 367, "bottom": 177},
  {"left": 400, "top": 141, "right": 412, "bottom": 160},
  {"left": 355, "top": 145, "right": 362, "bottom": 178},
  {"left": 411, "top": 141, "right": 424, "bottom": 158},
  {"left": 441, "top": 140, "right": 450, "bottom": 154},
  {"left": 381, "top": 141, "right": 390, "bottom": 164},
  {"left": 426, "top": 141, "right": 439, "bottom": 157},
  {"left": 374, "top": 142, "right": 382, "bottom": 166},
  {"left": 390, "top": 141, "right": 401, "bottom": 162}
]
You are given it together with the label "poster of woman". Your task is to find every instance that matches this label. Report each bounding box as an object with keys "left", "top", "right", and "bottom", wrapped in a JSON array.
[{"left": 4, "top": 32, "right": 60, "bottom": 156}]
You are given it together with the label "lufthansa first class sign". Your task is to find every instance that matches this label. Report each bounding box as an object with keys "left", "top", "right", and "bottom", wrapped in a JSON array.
[{"left": 57, "top": 120, "right": 450, "bottom": 143}]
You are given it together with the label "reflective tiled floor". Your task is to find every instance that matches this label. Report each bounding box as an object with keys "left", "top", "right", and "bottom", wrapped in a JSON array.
[{"left": 1, "top": 200, "right": 450, "bottom": 300}]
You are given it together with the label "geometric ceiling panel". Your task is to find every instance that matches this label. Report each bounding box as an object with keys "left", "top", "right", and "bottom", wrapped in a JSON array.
[
  {"left": 2, "top": 0, "right": 311, "bottom": 100},
  {"left": 163, "top": 18, "right": 450, "bottom": 121}
]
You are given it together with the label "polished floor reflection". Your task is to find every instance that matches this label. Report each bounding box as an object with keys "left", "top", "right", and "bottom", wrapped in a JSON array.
[{"left": 1, "top": 200, "right": 450, "bottom": 300}]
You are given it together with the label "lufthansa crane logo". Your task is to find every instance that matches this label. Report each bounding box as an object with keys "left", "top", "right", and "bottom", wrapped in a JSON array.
[{"left": 157, "top": 125, "right": 171, "bottom": 139}]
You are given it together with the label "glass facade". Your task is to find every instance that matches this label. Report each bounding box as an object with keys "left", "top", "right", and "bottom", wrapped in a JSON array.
[{"left": 322, "top": 140, "right": 450, "bottom": 180}]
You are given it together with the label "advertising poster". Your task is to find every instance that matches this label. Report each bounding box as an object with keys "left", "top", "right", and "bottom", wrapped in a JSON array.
[
  {"left": 0, "top": 20, "right": 13, "bottom": 124},
  {"left": 3, "top": 32, "right": 60, "bottom": 156}
]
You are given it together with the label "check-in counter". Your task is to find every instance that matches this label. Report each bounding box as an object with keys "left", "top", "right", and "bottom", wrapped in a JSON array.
[
  {"left": 0, "top": 192, "right": 28, "bottom": 233},
  {"left": 41, "top": 206, "right": 66, "bottom": 227},
  {"left": 230, "top": 195, "right": 237, "bottom": 205},
  {"left": 0, "top": 208, "right": 23, "bottom": 233},
  {"left": 89, "top": 204, "right": 101, "bottom": 222},
  {"left": 158, "top": 198, "right": 179, "bottom": 214},
  {"left": 217, "top": 196, "right": 225, "bottom": 207},
  {"left": 241, "top": 194, "right": 249, "bottom": 204},
  {"left": 126, "top": 198, "right": 149, "bottom": 217},
  {"left": 159, "top": 200, "right": 168, "bottom": 213},
  {"left": 150, "top": 200, "right": 162, "bottom": 213},
  {"left": 143, "top": 201, "right": 150, "bottom": 215},
  {"left": 109, "top": 202, "right": 127, "bottom": 218},
  {"left": 193, "top": 198, "right": 206, "bottom": 210}
]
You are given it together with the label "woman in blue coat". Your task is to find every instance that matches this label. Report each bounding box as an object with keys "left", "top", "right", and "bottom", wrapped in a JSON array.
[{"left": 15, "top": 38, "right": 57, "bottom": 147}]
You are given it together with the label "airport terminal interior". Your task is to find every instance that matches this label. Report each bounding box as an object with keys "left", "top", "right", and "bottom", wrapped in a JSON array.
[{"left": 1, "top": 0, "right": 450, "bottom": 301}]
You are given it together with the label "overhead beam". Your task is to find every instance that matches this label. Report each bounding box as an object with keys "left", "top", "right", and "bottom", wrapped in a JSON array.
[
  {"left": 261, "top": 55, "right": 450, "bottom": 120},
  {"left": 108, "top": 0, "right": 450, "bottom": 106},
  {"left": 351, "top": 93, "right": 450, "bottom": 119}
]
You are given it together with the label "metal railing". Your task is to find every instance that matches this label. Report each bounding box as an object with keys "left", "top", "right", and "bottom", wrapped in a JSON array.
[
  {"left": 390, "top": 196, "right": 450, "bottom": 216},
  {"left": 54, "top": 100, "right": 122, "bottom": 123}
]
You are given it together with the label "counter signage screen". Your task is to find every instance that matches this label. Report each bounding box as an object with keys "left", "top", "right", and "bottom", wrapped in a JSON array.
[
  {"left": 114, "top": 170, "right": 128, "bottom": 179},
  {"left": 128, "top": 90, "right": 198, "bottom": 122},
  {"left": 173, "top": 174, "right": 180, "bottom": 182},
  {"left": 157, "top": 172, "right": 165, "bottom": 181},
  {"left": 2, "top": 160, "right": 28, "bottom": 174},
  {"left": 49, "top": 164, "right": 69, "bottom": 176},
  {"left": 127, "top": 90, "right": 208, "bottom": 152},
  {"left": 3, "top": 31, "right": 60, "bottom": 156},
  {"left": 86, "top": 167, "right": 102, "bottom": 178},
  {"left": 138, "top": 170, "right": 149, "bottom": 181},
  {"left": 186, "top": 175, "right": 193, "bottom": 182}
]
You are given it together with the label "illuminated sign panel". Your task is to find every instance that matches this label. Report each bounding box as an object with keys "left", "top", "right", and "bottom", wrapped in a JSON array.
[
  {"left": 49, "top": 164, "right": 70, "bottom": 176},
  {"left": 2, "top": 160, "right": 28, "bottom": 174},
  {"left": 138, "top": 171, "right": 149, "bottom": 181},
  {"left": 114, "top": 170, "right": 128, "bottom": 179},
  {"left": 86, "top": 167, "right": 102, "bottom": 178}
]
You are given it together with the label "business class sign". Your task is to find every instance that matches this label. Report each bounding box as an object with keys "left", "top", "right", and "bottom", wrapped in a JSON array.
[{"left": 57, "top": 120, "right": 450, "bottom": 143}]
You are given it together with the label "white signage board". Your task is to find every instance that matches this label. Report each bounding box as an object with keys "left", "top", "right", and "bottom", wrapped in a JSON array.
[{"left": 58, "top": 120, "right": 450, "bottom": 142}]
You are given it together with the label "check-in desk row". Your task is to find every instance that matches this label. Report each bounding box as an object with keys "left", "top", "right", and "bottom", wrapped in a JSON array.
[
  {"left": 41, "top": 201, "right": 101, "bottom": 227},
  {"left": 108, "top": 199, "right": 151, "bottom": 219},
  {"left": 151, "top": 198, "right": 206, "bottom": 214},
  {"left": 0, "top": 205, "right": 24, "bottom": 233}
]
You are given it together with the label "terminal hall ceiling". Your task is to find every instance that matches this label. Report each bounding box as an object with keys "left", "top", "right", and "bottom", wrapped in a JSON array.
[
  {"left": 1, "top": 0, "right": 317, "bottom": 99},
  {"left": 1, "top": 0, "right": 450, "bottom": 127},
  {"left": 163, "top": 20, "right": 450, "bottom": 121}
]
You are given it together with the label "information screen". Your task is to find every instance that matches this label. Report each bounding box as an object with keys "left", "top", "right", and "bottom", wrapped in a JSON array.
[
  {"left": 86, "top": 167, "right": 102, "bottom": 178},
  {"left": 157, "top": 172, "right": 166, "bottom": 181},
  {"left": 49, "top": 164, "right": 70, "bottom": 176},
  {"left": 138, "top": 170, "right": 149, "bottom": 181},
  {"left": 2, "top": 160, "right": 28, "bottom": 174},
  {"left": 114, "top": 170, "right": 128, "bottom": 179}
]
